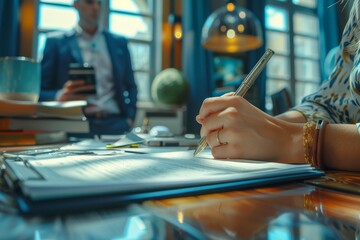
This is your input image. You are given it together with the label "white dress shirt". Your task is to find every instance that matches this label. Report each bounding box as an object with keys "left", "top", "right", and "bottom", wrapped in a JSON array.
[{"left": 75, "top": 25, "right": 120, "bottom": 115}]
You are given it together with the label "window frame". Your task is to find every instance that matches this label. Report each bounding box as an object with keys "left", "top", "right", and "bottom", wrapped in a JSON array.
[
  {"left": 33, "top": 0, "right": 162, "bottom": 102},
  {"left": 265, "top": 0, "right": 321, "bottom": 111}
]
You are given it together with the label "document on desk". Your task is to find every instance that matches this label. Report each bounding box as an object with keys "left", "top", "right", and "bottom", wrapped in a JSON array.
[{"left": 2, "top": 150, "right": 323, "bottom": 215}]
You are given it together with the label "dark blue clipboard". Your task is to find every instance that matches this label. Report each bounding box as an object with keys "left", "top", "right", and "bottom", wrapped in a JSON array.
[{"left": 13, "top": 171, "right": 323, "bottom": 216}]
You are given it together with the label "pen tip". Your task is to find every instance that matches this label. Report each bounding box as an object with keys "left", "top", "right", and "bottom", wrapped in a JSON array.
[
  {"left": 193, "top": 147, "right": 201, "bottom": 157},
  {"left": 193, "top": 137, "right": 207, "bottom": 157}
]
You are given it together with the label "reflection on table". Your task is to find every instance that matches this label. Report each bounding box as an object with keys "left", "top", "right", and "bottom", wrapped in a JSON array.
[
  {"left": 146, "top": 183, "right": 360, "bottom": 240},
  {"left": 1, "top": 170, "right": 360, "bottom": 239}
]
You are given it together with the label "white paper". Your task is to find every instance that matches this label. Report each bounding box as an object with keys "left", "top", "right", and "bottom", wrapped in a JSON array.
[{"left": 15, "top": 150, "right": 316, "bottom": 200}]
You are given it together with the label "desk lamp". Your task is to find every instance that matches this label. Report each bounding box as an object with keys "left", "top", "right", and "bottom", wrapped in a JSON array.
[{"left": 201, "top": 0, "right": 263, "bottom": 53}]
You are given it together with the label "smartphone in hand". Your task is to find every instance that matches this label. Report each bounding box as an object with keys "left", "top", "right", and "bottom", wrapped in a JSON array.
[{"left": 68, "top": 63, "right": 96, "bottom": 95}]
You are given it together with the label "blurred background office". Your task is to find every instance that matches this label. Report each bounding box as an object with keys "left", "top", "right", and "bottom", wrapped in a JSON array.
[
  {"left": 0, "top": 0, "right": 351, "bottom": 134},
  {"left": 39, "top": 0, "right": 138, "bottom": 136}
]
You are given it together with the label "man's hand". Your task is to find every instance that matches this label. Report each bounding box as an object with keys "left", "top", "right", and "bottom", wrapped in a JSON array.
[{"left": 56, "top": 79, "right": 96, "bottom": 101}]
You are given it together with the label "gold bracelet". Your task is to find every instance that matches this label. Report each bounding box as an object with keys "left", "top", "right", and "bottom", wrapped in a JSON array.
[
  {"left": 303, "top": 122, "right": 316, "bottom": 166},
  {"left": 316, "top": 120, "right": 329, "bottom": 169},
  {"left": 311, "top": 121, "right": 321, "bottom": 169}
]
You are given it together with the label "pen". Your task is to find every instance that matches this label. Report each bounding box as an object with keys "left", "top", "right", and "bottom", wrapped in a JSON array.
[
  {"left": 193, "top": 48, "right": 275, "bottom": 157},
  {"left": 106, "top": 143, "right": 140, "bottom": 149}
]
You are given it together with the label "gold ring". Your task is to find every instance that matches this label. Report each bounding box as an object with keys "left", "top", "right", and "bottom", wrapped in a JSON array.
[{"left": 217, "top": 129, "right": 227, "bottom": 146}]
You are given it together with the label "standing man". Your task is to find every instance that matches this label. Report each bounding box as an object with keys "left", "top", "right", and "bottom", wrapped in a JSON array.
[{"left": 40, "top": 0, "right": 137, "bottom": 135}]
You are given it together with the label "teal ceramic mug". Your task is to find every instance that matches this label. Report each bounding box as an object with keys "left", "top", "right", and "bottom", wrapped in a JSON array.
[{"left": 0, "top": 57, "right": 41, "bottom": 102}]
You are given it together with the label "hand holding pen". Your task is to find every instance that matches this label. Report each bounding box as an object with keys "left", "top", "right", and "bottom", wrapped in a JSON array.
[{"left": 194, "top": 49, "right": 275, "bottom": 157}]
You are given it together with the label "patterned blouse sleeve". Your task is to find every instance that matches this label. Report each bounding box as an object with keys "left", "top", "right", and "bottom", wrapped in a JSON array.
[{"left": 291, "top": 12, "right": 358, "bottom": 123}]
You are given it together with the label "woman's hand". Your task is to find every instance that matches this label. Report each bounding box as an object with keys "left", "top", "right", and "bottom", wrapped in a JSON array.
[{"left": 196, "top": 96, "right": 304, "bottom": 163}]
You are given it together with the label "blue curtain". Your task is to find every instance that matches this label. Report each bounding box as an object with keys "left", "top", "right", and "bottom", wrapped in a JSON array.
[
  {"left": 246, "top": 1, "right": 267, "bottom": 111},
  {"left": 318, "top": 0, "right": 341, "bottom": 82},
  {"left": 182, "top": 0, "right": 212, "bottom": 134},
  {"left": 0, "top": 0, "right": 20, "bottom": 57}
]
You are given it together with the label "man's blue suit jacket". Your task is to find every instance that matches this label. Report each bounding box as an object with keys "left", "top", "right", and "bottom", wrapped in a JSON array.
[{"left": 40, "top": 30, "right": 138, "bottom": 120}]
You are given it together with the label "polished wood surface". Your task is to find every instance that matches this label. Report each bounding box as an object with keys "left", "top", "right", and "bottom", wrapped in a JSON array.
[
  {"left": 0, "top": 145, "right": 359, "bottom": 239},
  {"left": 305, "top": 170, "right": 360, "bottom": 194},
  {"left": 145, "top": 176, "right": 360, "bottom": 239}
]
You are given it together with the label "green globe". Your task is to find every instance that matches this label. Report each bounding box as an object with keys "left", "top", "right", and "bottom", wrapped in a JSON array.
[{"left": 151, "top": 68, "right": 189, "bottom": 105}]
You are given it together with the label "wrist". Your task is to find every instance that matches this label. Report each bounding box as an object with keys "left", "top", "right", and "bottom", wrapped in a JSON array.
[{"left": 279, "top": 121, "right": 304, "bottom": 164}]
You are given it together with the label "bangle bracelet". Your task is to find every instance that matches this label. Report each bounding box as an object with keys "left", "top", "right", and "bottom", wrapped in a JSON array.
[
  {"left": 303, "top": 122, "right": 316, "bottom": 166},
  {"left": 312, "top": 121, "right": 321, "bottom": 169},
  {"left": 316, "top": 120, "right": 329, "bottom": 169}
]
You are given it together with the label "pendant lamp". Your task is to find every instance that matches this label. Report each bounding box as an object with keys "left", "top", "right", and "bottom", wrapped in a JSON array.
[{"left": 201, "top": 0, "right": 263, "bottom": 53}]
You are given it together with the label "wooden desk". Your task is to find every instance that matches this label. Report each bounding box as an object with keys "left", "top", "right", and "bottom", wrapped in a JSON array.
[
  {"left": 0, "top": 170, "right": 359, "bottom": 239},
  {"left": 146, "top": 180, "right": 360, "bottom": 239}
]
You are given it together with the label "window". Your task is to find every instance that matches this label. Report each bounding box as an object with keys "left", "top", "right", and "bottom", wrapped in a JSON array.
[
  {"left": 36, "top": 0, "right": 77, "bottom": 60},
  {"left": 35, "top": 0, "right": 162, "bottom": 101},
  {"left": 265, "top": 0, "right": 320, "bottom": 112}
]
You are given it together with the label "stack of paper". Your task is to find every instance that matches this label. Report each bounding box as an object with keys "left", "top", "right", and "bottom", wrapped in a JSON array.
[
  {"left": 0, "top": 99, "right": 89, "bottom": 146},
  {"left": 1, "top": 149, "right": 323, "bottom": 215}
]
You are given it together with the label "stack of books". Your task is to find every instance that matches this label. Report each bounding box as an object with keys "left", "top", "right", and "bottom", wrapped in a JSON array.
[{"left": 0, "top": 99, "right": 89, "bottom": 146}]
